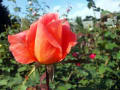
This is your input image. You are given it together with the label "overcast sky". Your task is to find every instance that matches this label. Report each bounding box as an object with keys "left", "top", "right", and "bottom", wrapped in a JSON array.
[{"left": 2, "top": 0, "right": 120, "bottom": 19}]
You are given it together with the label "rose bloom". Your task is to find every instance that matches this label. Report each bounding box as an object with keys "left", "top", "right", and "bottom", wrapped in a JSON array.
[
  {"left": 89, "top": 54, "right": 96, "bottom": 59},
  {"left": 8, "top": 13, "right": 77, "bottom": 64}
]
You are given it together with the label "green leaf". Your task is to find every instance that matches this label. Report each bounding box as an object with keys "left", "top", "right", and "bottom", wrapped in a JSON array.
[
  {"left": 26, "top": 69, "right": 40, "bottom": 86},
  {"left": 77, "top": 87, "right": 95, "bottom": 90},
  {"left": 79, "top": 80, "right": 89, "bottom": 85},
  {"left": 104, "top": 31, "right": 111, "bottom": 37},
  {"left": 92, "top": 49, "right": 100, "bottom": 55},
  {"left": 18, "top": 67, "right": 27, "bottom": 72},
  {"left": 105, "top": 43, "right": 117, "bottom": 50},
  {"left": 116, "top": 51, "right": 120, "bottom": 59},
  {"left": 14, "top": 7, "right": 21, "bottom": 12},
  {"left": 0, "top": 59, "right": 3, "bottom": 63},
  {"left": 98, "top": 64, "right": 106, "bottom": 74},
  {"left": 13, "top": 85, "right": 27, "bottom": 90},
  {"left": 0, "top": 48, "right": 5, "bottom": 53},
  {"left": 105, "top": 79, "right": 114, "bottom": 88},
  {"left": 0, "top": 79, "right": 8, "bottom": 85},
  {"left": 65, "top": 83, "right": 72, "bottom": 89},
  {"left": 19, "top": 85, "right": 27, "bottom": 90},
  {"left": 104, "top": 31, "right": 117, "bottom": 39},
  {"left": 57, "top": 86, "right": 67, "bottom": 90}
]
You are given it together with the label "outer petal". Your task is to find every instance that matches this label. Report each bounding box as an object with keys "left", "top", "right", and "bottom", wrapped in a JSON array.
[
  {"left": 8, "top": 30, "right": 36, "bottom": 64},
  {"left": 40, "top": 13, "right": 59, "bottom": 25},
  {"left": 26, "top": 21, "right": 38, "bottom": 57},
  {"left": 46, "top": 20, "right": 62, "bottom": 46},
  {"left": 34, "top": 23, "right": 62, "bottom": 64},
  {"left": 62, "top": 21, "right": 77, "bottom": 59}
]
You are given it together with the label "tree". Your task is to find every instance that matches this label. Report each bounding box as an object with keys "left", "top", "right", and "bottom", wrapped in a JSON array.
[
  {"left": 75, "top": 17, "right": 84, "bottom": 33},
  {"left": 87, "top": 0, "right": 96, "bottom": 9},
  {"left": 75, "top": 17, "right": 83, "bottom": 28},
  {"left": 0, "top": 0, "right": 11, "bottom": 33}
]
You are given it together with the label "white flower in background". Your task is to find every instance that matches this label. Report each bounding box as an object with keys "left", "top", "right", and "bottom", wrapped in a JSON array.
[
  {"left": 28, "top": 1, "right": 32, "bottom": 5},
  {"left": 89, "top": 27, "right": 93, "bottom": 31},
  {"left": 32, "top": 11, "right": 37, "bottom": 16}
]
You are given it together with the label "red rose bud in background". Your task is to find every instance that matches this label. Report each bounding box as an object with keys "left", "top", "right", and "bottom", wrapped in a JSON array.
[
  {"left": 75, "top": 63, "right": 80, "bottom": 66},
  {"left": 72, "top": 52, "right": 78, "bottom": 58},
  {"left": 8, "top": 13, "right": 77, "bottom": 64},
  {"left": 89, "top": 54, "right": 96, "bottom": 59}
]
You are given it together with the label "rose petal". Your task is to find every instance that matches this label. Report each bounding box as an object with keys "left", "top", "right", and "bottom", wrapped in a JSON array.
[
  {"left": 40, "top": 13, "right": 59, "bottom": 25},
  {"left": 46, "top": 20, "right": 62, "bottom": 45},
  {"left": 35, "top": 23, "right": 62, "bottom": 64},
  {"left": 8, "top": 30, "right": 36, "bottom": 64},
  {"left": 62, "top": 21, "right": 77, "bottom": 59},
  {"left": 26, "top": 21, "right": 38, "bottom": 57}
]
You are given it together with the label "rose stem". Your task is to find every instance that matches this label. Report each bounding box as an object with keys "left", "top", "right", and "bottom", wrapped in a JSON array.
[{"left": 46, "top": 65, "right": 50, "bottom": 90}]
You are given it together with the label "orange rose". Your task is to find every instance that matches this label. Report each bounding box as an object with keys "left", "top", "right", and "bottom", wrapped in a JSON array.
[{"left": 8, "top": 13, "right": 77, "bottom": 64}]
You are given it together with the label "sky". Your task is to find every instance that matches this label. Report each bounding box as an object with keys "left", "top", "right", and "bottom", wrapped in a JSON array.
[{"left": 2, "top": 0, "right": 120, "bottom": 19}]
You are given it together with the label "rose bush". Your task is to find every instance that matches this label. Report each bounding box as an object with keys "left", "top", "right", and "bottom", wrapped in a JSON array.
[{"left": 8, "top": 13, "right": 77, "bottom": 64}]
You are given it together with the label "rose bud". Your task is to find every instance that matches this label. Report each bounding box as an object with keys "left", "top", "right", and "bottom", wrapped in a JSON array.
[
  {"left": 89, "top": 54, "right": 96, "bottom": 59},
  {"left": 75, "top": 63, "right": 80, "bottom": 66},
  {"left": 72, "top": 52, "right": 78, "bottom": 57}
]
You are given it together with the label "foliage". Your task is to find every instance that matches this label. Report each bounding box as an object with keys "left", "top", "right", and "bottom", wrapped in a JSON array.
[
  {"left": 66, "top": 26, "right": 120, "bottom": 90},
  {"left": 87, "top": 0, "right": 96, "bottom": 9}
]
